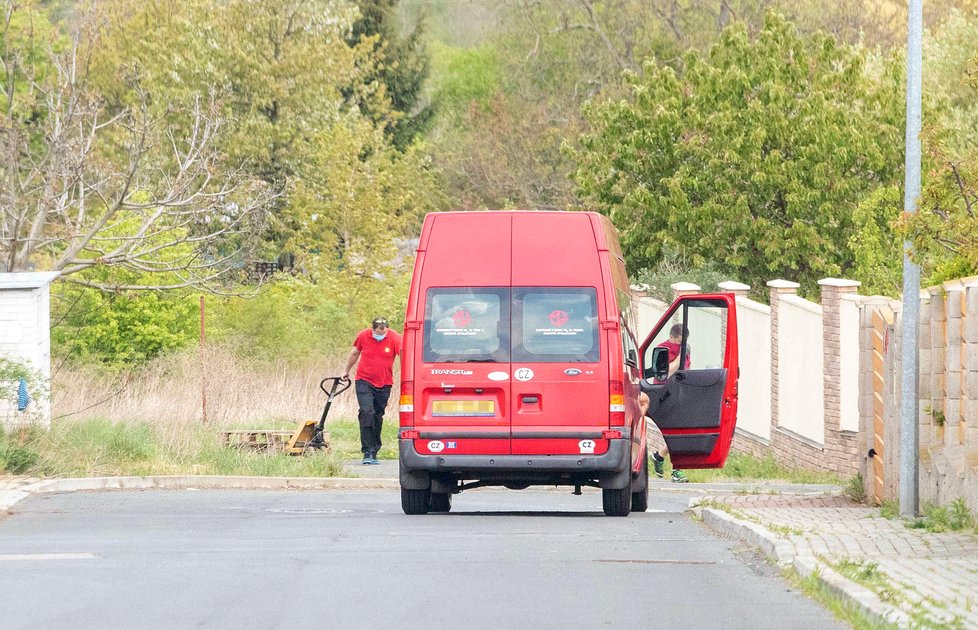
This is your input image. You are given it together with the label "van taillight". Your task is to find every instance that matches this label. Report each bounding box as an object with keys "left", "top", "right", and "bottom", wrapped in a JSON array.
[
  {"left": 609, "top": 380, "right": 625, "bottom": 426},
  {"left": 399, "top": 381, "right": 414, "bottom": 425}
]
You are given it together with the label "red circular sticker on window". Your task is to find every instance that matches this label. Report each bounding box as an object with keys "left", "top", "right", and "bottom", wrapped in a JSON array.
[
  {"left": 452, "top": 309, "right": 472, "bottom": 327},
  {"left": 548, "top": 310, "right": 569, "bottom": 327}
]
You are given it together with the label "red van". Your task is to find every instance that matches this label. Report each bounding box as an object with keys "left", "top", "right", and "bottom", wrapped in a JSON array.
[{"left": 398, "top": 211, "right": 738, "bottom": 516}]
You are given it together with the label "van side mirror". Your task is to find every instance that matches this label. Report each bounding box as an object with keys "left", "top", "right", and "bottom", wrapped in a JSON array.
[
  {"left": 646, "top": 347, "right": 670, "bottom": 381},
  {"left": 627, "top": 348, "right": 637, "bottom": 366}
]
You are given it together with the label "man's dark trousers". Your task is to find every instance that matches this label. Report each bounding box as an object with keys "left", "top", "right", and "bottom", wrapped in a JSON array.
[{"left": 355, "top": 379, "right": 391, "bottom": 458}]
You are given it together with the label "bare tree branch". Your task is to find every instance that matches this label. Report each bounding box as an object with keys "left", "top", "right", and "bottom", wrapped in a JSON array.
[{"left": 0, "top": 3, "right": 273, "bottom": 290}]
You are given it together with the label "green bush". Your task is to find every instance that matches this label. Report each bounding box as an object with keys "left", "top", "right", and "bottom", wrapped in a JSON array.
[
  {"left": 0, "top": 425, "right": 44, "bottom": 475},
  {"left": 52, "top": 284, "right": 198, "bottom": 365}
]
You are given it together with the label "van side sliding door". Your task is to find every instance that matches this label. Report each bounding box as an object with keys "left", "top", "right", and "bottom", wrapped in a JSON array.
[{"left": 638, "top": 295, "right": 739, "bottom": 469}]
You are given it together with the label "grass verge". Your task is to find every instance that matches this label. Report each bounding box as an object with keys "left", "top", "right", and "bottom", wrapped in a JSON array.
[
  {"left": 682, "top": 452, "right": 844, "bottom": 485},
  {"left": 784, "top": 566, "right": 898, "bottom": 630},
  {"left": 0, "top": 418, "right": 399, "bottom": 479}
]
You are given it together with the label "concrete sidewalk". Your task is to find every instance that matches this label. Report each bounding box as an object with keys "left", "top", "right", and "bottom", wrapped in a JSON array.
[{"left": 696, "top": 494, "right": 978, "bottom": 628}]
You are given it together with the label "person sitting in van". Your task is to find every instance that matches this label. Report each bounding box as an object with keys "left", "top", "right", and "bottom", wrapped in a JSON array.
[
  {"left": 341, "top": 317, "right": 402, "bottom": 465},
  {"left": 649, "top": 323, "right": 690, "bottom": 483}
]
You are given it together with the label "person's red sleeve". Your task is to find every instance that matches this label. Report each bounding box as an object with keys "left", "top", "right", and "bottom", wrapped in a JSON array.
[{"left": 353, "top": 330, "right": 366, "bottom": 351}]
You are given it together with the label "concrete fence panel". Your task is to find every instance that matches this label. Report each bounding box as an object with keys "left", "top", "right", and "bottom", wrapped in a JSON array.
[{"left": 777, "top": 294, "right": 825, "bottom": 445}]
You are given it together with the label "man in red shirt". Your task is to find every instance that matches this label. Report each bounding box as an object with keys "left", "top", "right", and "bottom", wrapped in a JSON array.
[{"left": 342, "top": 317, "right": 403, "bottom": 465}]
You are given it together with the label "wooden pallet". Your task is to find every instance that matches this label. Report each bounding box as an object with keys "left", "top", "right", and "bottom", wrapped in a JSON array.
[
  {"left": 220, "top": 429, "right": 292, "bottom": 453},
  {"left": 220, "top": 425, "right": 331, "bottom": 455}
]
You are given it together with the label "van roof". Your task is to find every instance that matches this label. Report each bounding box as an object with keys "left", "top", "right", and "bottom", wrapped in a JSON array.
[{"left": 416, "top": 211, "right": 621, "bottom": 288}]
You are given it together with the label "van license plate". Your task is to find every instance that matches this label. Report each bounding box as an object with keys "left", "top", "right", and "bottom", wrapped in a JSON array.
[{"left": 432, "top": 400, "right": 495, "bottom": 417}]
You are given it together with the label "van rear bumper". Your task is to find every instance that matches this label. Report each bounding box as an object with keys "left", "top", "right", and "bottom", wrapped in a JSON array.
[{"left": 399, "top": 431, "right": 632, "bottom": 490}]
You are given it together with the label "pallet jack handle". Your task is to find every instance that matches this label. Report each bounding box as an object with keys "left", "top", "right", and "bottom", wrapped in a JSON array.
[{"left": 317, "top": 376, "right": 352, "bottom": 431}]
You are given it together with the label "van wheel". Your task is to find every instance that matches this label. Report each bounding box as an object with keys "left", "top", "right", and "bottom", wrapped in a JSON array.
[
  {"left": 631, "top": 450, "right": 649, "bottom": 513},
  {"left": 602, "top": 487, "right": 631, "bottom": 517},
  {"left": 430, "top": 492, "right": 452, "bottom": 513},
  {"left": 401, "top": 487, "right": 431, "bottom": 515}
]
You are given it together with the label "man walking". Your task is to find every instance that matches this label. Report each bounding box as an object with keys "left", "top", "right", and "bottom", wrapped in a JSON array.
[{"left": 342, "top": 317, "right": 402, "bottom": 465}]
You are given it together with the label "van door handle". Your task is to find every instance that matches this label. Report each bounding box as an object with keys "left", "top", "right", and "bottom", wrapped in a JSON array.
[{"left": 521, "top": 396, "right": 539, "bottom": 403}]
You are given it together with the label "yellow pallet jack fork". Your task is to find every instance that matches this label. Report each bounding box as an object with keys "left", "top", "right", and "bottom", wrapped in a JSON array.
[{"left": 286, "top": 376, "right": 352, "bottom": 455}]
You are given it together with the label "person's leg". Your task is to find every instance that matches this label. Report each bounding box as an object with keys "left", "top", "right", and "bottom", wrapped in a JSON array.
[
  {"left": 355, "top": 380, "right": 376, "bottom": 462},
  {"left": 370, "top": 384, "right": 392, "bottom": 461},
  {"left": 657, "top": 442, "right": 688, "bottom": 482}
]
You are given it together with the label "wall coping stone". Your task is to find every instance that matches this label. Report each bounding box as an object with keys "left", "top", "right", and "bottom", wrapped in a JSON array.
[
  {"left": 767, "top": 279, "right": 800, "bottom": 290},
  {"left": 818, "top": 278, "right": 861, "bottom": 288},
  {"left": 718, "top": 281, "right": 750, "bottom": 292},
  {"left": 0, "top": 272, "right": 60, "bottom": 290}
]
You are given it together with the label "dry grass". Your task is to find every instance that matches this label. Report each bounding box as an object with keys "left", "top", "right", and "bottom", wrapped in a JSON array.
[{"left": 51, "top": 345, "right": 365, "bottom": 435}]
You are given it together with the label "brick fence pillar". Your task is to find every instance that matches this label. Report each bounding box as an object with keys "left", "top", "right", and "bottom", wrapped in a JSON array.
[
  {"left": 766, "top": 280, "right": 800, "bottom": 437},
  {"left": 818, "top": 278, "right": 861, "bottom": 475}
]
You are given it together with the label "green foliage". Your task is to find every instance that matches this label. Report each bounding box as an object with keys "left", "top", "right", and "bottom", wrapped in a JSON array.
[
  {"left": 844, "top": 473, "right": 867, "bottom": 503},
  {"left": 880, "top": 499, "right": 900, "bottom": 519},
  {"left": 633, "top": 252, "right": 733, "bottom": 302},
  {"left": 907, "top": 500, "right": 976, "bottom": 533},
  {"left": 901, "top": 147, "right": 978, "bottom": 284},
  {"left": 52, "top": 284, "right": 198, "bottom": 365},
  {"left": 24, "top": 418, "right": 373, "bottom": 478},
  {"left": 849, "top": 186, "right": 903, "bottom": 297},
  {"left": 0, "top": 425, "right": 44, "bottom": 475},
  {"left": 348, "top": 0, "right": 436, "bottom": 150},
  {"left": 430, "top": 41, "right": 501, "bottom": 116},
  {"left": 684, "top": 452, "right": 843, "bottom": 485},
  {"left": 573, "top": 13, "right": 905, "bottom": 292},
  {"left": 208, "top": 267, "right": 410, "bottom": 361}
]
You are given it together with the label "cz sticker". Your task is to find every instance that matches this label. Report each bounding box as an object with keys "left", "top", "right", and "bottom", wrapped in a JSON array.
[
  {"left": 578, "top": 439, "right": 596, "bottom": 454},
  {"left": 428, "top": 440, "right": 445, "bottom": 453},
  {"left": 514, "top": 368, "right": 534, "bottom": 382}
]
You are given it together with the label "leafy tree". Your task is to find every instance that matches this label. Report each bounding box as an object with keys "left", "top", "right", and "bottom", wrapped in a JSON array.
[
  {"left": 1, "top": 0, "right": 271, "bottom": 288},
  {"left": 348, "top": 0, "right": 435, "bottom": 151},
  {"left": 572, "top": 13, "right": 905, "bottom": 292}
]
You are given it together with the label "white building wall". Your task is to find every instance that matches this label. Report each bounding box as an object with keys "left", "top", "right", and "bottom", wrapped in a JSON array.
[
  {"left": 778, "top": 294, "right": 825, "bottom": 445},
  {"left": 735, "top": 298, "right": 772, "bottom": 441},
  {"left": 840, "top": 296, "right": 861, "bottom": 433},
  {"left": 0, "top": 272, "right": 59, "bottom": 429}
]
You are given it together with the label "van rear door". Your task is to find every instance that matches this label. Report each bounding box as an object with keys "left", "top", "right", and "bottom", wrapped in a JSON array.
[
  {"left": 639, "top": 294, "right": 739, "bottom": 468},
  {"left": 509, "top": 287, "right": 607, "bottom": 455},
  {"left": 415, "top": 287, "right": 511, "bottom": 456}
]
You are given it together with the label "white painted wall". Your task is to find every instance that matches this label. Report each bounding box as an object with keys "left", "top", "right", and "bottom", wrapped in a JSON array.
[
  {"left": 633, "top": 294, "right": 669, "bottom": 343},
  {"left": 840, "top": 295, "right": 861, "bottom": 433},
  {"left": 778, "top": 295, "right": 825, "bottom": 445},
  {"left": 735, "top": 297, "right": 772, "bottom": 441},
  {"left": 0, "top": 272, "right": 59, "bottom": 429}
]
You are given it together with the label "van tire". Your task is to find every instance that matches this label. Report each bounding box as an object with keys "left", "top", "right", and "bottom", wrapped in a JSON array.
[
  {"left": 631, "top": 450, "right": 649, "bottom": 513},
  {"left": 430, "top": 492, "right": 452, "bottom": 513},
  {"left": 401, "top": 487, "right": 431, "bottom": 515},
  {"left": 602, "top": 487, "right": 631, "bottom": 517}
]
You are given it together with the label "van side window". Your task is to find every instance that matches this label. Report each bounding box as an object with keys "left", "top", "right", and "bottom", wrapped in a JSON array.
[
  {"left": 423, "top": 288, "right": 510, "bottom": 363},
  {"left": 512, "top": 288, "right": 599, "bottom": 363}
]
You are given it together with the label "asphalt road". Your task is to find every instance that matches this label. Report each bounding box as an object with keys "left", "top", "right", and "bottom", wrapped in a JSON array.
[{"left": 0, "top": 488, "right": 844, "bottom": 629}]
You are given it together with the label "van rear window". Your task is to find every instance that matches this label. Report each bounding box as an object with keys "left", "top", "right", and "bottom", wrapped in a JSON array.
[
  {"left": 422, "top": 287, "right": 600, "bottom": 363},
  {"left": 424, "top": 288, "right": 510, "bottom": 363},
  {"left": 512, "top": 288, "right": 599, "bottom": 363}
]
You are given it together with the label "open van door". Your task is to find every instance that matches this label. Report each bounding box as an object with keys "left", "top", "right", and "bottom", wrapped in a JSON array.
[{"left": 638, "top": 294, "right": 738, "bottom": 469}]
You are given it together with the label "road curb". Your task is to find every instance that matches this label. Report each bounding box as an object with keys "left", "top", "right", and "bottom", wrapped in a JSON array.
[
  {"left": 2, "top": 475, "right": 399, "bottom": 511},
  {"left": 690, "top": 499, "right": 910, "bottom": 628}
]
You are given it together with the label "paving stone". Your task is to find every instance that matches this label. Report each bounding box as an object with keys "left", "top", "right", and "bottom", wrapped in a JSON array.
[{"left": 702, "top": 490, "right": 978, "bottom": 630}]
